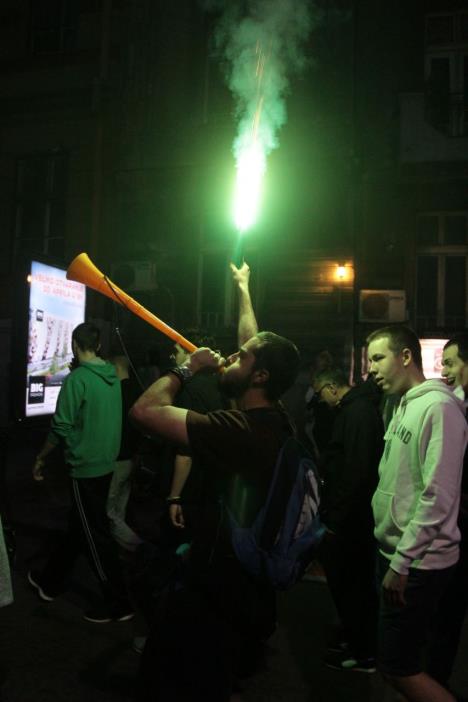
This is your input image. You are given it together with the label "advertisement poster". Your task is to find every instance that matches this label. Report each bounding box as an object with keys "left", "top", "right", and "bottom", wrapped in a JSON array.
[
  {"left": 26, "top": 261, "right": 86, "bottom": 417},
  {"left": 420, "top": 338, "right": 448, "bottom": 380}
]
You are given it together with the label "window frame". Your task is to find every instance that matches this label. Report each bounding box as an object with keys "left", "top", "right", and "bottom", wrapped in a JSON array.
[
  {"left": 29, "top": 0, "right": 79, "bottom": 55},
  {"left": 425, "top": 12, "right": 468, "bottom": 137},
  {"left": 415, "top": 211, "right": 468, "bottom": 330}
]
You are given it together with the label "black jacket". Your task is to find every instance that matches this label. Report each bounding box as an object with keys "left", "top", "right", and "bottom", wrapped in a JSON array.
[{"left": 319, "top": 378, "right": 384, "bottom": 537}]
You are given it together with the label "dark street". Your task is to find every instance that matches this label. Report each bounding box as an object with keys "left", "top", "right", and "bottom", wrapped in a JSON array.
[{"left": 1, "top": 432, "right": 467, "bottom": 702}]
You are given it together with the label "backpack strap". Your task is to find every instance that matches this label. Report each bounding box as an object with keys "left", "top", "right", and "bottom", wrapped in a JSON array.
[{"left": 258, "top": 436, "right": 304, "bottom": 551}]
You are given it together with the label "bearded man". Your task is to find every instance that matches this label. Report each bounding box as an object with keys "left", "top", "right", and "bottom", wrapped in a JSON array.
[{"left": 131, "top": 262, "right": 300, "bottom": 702}]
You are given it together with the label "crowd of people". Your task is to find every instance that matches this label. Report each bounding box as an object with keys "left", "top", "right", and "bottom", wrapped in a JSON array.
[{"left": 0, "top": 260, "right": 467, "bottom": 702}]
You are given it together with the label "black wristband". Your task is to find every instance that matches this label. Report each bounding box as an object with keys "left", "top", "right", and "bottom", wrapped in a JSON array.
[
  {"left": 166, "top": 496, "right": 182, "bottom": 505},
  {"left": 167, "top": 365, "right": 193, "bottom": 385}
]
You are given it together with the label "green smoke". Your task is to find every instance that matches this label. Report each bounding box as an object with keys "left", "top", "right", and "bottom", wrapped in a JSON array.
[{"left": 207, "top": 0, "right": 318, "bottom": 168}]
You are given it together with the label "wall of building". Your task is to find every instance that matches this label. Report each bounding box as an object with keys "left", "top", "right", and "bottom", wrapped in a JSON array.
[{"left": 0, "top": 0, "right": 466, "bottom": 397}]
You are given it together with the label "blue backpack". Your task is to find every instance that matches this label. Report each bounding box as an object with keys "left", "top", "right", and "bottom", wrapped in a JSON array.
[{"left": 226, "top": 436, "right": 325, "bottom": 590}]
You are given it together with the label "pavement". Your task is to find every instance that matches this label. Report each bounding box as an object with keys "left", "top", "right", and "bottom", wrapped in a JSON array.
[{"left": 1, "top": 424, "right": 467, "bottom": 702}]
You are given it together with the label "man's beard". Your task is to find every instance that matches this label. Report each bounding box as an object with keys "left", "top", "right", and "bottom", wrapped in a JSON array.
[{"left": 220, "top": 369, "right": 255, "bottom": 399}]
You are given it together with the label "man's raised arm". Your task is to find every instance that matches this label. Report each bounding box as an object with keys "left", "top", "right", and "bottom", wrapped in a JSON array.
[
  {"left": 230, "top": 262, "right": 258, "bottom": 346},
  {"left": 130, "top": 348, "right": 224, "bottom": 445}
]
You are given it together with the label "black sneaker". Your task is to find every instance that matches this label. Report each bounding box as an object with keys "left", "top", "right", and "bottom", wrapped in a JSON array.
[
  {"left": 326, "top": 640, "right": 349, "bottom": 655},
  {"left": 325, "top": 650, "right": 376, "bottom": 673},
  {"left": 83, "top": 605, "right": 112, "bottom": 623},
  {"left": 83, "top": 605, "right": 134, "bottom": 624},
  {"left": 27, "top": 570, "right": 55, "bottom": 602},
  {"left": 113, "top": 607, "right": 135, "bottom": 623}
]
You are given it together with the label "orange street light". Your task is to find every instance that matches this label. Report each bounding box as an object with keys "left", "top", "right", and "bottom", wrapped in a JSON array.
[{"left": 336, "top": 264, "right": 347, "bottom": 281}]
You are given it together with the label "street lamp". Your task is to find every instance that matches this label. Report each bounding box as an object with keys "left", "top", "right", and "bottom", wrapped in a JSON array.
[{"left": 336, "top": 264, "right": 347, "bottom": 282}]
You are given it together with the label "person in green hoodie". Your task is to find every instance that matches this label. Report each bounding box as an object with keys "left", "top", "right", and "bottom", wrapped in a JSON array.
[
  {"left": 28, "top": 322, "right": 134, "bottom": 623},
  {"left": 367, "top": 325, "right": 467, "bottom": 702}
]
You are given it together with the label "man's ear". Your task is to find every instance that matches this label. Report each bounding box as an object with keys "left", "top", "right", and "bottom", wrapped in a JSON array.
[{"left": 401, "top": 347, "right": 412, "bottom": 367}]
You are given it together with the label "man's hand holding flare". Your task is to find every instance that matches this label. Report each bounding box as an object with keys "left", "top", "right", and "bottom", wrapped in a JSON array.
[
  {"left": 230, "top": 260, "right": 258, "bottom": 346},
  {"left": 230, "top": 261, "right": 251, "bottom": 291}
]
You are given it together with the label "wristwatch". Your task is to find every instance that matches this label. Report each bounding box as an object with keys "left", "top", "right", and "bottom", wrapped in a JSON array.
[{"left": 168, "top": 364, "right": 193, "bottom": 385}]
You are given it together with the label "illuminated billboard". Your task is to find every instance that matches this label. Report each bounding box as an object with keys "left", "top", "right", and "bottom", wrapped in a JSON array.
[
  {"left": 26, "top": 260, "right": 86, "bottom": 417},
  {"left": 420, "top": 338, "right": 448, "bottom": 380}
]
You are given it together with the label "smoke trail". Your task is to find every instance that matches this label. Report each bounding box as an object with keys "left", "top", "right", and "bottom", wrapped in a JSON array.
[
  {"left": 202, "top": 0, "right": 319, "bottom": 230},
  {"left": 205, "top": 0, "right": 318, "bottom": 160}
]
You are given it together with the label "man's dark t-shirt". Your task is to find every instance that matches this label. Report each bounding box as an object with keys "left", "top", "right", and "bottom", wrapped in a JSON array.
[
  {"left": 186, "top": 405, "right": 293, "bottom": 567},
  {"left": 139, "top": 407, "right": 292, "bottom": 701}
]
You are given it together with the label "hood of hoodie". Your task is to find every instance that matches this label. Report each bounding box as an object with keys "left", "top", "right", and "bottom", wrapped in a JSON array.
[
  {"left": 397, "top": 378, "right": 466, "bottom": 414},
  {"left": 78, "top": 360, "right": 119, "bottom": 385},
  {"left": 454, "top": 384, "right": 467, "bottom": 404}
]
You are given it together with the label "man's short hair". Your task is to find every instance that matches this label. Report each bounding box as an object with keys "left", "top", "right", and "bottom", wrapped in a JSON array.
[
  {"left": 72, "top": 323, "right": 101, "bottom": 353},
  {"left": 314, "top": 367, "right": 349, "bottom": 389},
  {"left": 252, "top": 331, "right": 300, "bottom": 401},
  {"left": 444, "top": 333, "right": 468, "bottom": 363},
  {"left": 366, "top": 325, "right": 422, "bottom": 371}
]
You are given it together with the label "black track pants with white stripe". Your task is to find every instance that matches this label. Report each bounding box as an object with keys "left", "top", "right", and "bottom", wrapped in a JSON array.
[{"left": 38, "top": 473, "right": 129, "bottom": 608}]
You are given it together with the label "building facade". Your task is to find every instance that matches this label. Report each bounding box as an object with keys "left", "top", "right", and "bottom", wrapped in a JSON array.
[{"left": 0, "top": 0, "right": 466, "bottom": 415}]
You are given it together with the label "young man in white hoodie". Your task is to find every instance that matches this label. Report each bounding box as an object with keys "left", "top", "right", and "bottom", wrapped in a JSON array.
[{"left": 367, "top": 325, "right": 468, "bottom": 702}]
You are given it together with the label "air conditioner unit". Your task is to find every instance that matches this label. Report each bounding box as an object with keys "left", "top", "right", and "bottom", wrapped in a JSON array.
[
  {"left": 359, "top": 290, "right": 407, "bottom": 323},
  {"left": 110, "top": 261, "right": 156, "bottom": 291}
]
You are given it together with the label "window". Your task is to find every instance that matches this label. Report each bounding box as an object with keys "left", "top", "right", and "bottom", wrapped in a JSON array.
[
  {"left": 425, "top": 12, "right": 468, "bottom": 136},
  {"left": 14, "top": 153, "right": 68, "bottom": 260},
  {"left": 426, "top": 12, "right": 468, "bottom": 46},
  {"left": 416, "top": 212, "right": 468, "bottom": 247},
  {"left": 29, "top": 0, "right": 79, "bottom": 54},
  {"left": 415, "top": 212, "right": 468, "bottom": 330}
]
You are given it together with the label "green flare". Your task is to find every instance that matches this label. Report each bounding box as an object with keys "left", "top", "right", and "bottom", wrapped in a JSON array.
[{"left": 233, "top": 140, "right": 266, "bottom": 233}]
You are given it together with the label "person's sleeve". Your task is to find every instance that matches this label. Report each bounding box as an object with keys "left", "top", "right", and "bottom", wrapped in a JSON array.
[
  {"left": 47, "top": 373, "right": 85, "bottom": 445},
  {"left": 325, "top": 406, "right": 384, "bottom": 532},
  {"left": 390, "top": 402, "right": 468, "bottom": 575}
]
